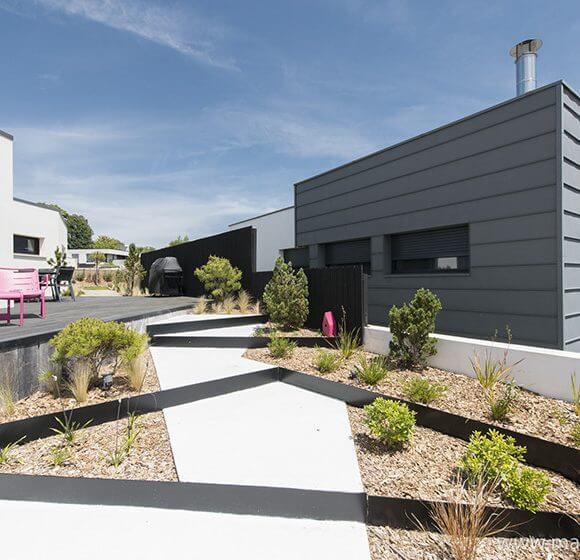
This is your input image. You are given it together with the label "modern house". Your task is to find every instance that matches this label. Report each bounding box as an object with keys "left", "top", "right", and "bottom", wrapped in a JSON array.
[
  {"left": 0, "top": 129, "right": 68, "bottom": 268},
  {"left": 239, "top": 43, "right": 580, "bottom": 352},
  {"left": 68, "top": 248, "right": 128, "bottom": 269},
  {"left": 228, "top": 206, "right": 297, "bottom": 272}
]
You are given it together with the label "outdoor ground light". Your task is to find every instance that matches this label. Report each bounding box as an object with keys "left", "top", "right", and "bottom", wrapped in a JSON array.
[{"left": 102, "top": 374, "right": 114, "bottom": 390}]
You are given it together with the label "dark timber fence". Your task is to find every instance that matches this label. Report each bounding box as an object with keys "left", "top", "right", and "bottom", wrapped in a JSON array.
[
  {"left": 141, "top": 227, "right": 256, "bottom": 297},
  {"left": 141, "top": 230, "right": 367, "bottom": 332},
  {"left": 246, "top": 266, "right": 367, "bottom": 333}
]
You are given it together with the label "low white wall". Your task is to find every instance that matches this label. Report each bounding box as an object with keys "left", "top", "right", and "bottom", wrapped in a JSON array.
[{"left": 364, "top": 325, "right": 578, "bottom": 402}]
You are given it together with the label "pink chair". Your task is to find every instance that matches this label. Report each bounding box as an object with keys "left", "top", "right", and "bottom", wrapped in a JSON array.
[
  {"left": 0, "top": 270, "right": 25, "bottom": 327},
  {"left": 0, "top": 268, "right": 45, "bottom": 326}
]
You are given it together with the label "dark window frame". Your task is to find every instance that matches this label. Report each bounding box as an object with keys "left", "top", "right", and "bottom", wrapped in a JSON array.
[
  {"left": 13, "top": 234, "right": 41, "bottom": 256},
  {"left": 390, "top": 225, "right": 470, "bottom": 275}
]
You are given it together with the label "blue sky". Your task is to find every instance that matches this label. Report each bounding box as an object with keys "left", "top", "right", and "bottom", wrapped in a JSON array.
[{"left": 1, "top": 0, "right": 579, "bottom": 247}]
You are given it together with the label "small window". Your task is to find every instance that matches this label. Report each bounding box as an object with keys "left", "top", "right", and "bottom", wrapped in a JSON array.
[
  {"left": 13, "top": 235, "right": 40, "bottom": 255},
  {"left": 325, "top": 238, "right": 371, "bottom": 274},
  {"left": 391, "top": 225, "right": 469, "bottom": 274},
  {"left": 283, "top": 247, "right": 309, "bottom": 268}
]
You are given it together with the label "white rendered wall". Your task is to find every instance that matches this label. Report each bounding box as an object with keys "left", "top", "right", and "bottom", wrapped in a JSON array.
[
  {"left": 364, "top": 325, "right": 579, "bottom": 402},
  {"left": 229, "top": 207, "right": 294, "bottom": 272},
  {"left": 0, "top": 132, "right": 68, "bottom": 269}
]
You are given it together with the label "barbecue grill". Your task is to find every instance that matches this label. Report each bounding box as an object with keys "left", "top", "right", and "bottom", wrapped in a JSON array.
[{"left": 148, "top": 257, "right": 183, "bottom": 296}]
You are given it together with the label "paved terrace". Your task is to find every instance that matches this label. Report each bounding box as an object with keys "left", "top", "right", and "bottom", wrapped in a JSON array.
[{"left": 0, "top": 296, "right": 197, "bottom": 350}]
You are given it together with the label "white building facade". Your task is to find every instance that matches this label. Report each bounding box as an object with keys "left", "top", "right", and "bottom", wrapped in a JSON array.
[
  {"left": 69, "top": 248, "right": 128, "bottom": 268},
  {"left": 228, "top": 206, "right": 295, "bottom": 272},
  {"left": 0, "top": 130, "right": 68, "bottom": 268}
]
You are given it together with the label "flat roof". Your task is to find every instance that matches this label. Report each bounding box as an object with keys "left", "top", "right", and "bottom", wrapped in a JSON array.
[
  {"left": 229, "top": 205, "right": 294, "bottom": 227},
  {"left": 0, "top": 129, "right": 13, "bottom": 141},
  {"left": 295, "top": 79, "right": 579, "bottom": 187}
]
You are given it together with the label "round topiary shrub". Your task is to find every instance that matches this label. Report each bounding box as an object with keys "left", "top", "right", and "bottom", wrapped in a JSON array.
[{"left": 363, "top": 397, "right": 416, "bottom": 447}]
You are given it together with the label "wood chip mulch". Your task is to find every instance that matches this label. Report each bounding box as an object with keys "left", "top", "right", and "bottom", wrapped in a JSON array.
[
  {"left": 0, "top": 410, "right": 177, "bottom": 481},
  {"left": 0, "top": 349, "right": 160, "bottom": 424},
  {"left": 367, "top": 525, "right": 580, "bottom": 560},
  {"left": 348, "top": 406, "right": 580, "bottom": 515},
  {"left": 244, "top": 346, "right": 579, "bottom": 446}
]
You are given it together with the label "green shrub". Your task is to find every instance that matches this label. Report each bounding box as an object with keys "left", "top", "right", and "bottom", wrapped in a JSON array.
[
  {"left": 356, "top": 355, "right": 388, "bottom": 386},
  {"left": 75, "top": 270, "right": 86, "bottom": 282},
  {"left": 50, "top": 318, "right": 148, "bottom": 381},
  {"left": 262, "top": 257, "right": 308, "bottom": 329},
  {"left": 314, "top": 349, "right": 342, "bottom": 374},
  {"left": 403, "top": 376, "right": 447, "bottom": 404},
  {"left": 194, "top": 255, "right": 242, "bottom": 301},
  {"left": 267, "top": 335, "right": 297, "bottom": 358},
  {"left": 364, "top": 398, "right": 416, "bottom": 447},
  {"left": 102, "top": 271, "right": 113, "bottom": 283},
  {"left": 503, "top": 466, "right": 552, "bottom": 512},
  {"left": 388, "top": 288, "right": 442, "bottom": 369},
  {"left": 459, "top": 430, "right": 550, "bottom": 512}
]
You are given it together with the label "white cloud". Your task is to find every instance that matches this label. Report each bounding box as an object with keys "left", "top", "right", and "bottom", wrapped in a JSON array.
[{"left": 3, "top": 0, "right": 236, "bottom": 69}]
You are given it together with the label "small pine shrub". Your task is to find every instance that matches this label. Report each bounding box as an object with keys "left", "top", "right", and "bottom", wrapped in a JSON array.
[
  {"left": 356, "top": 355, "right": 388, "bottom": 386},
  {"left": 50, "top": 318, "right": 148, "bottom": 380},
  {"left": 267, "top": 335, "right": 297, "bottom": 358},
  {"left": 364, "top": 398, "right": 416, "bottom": 447},
  {"left": 262, "top": 257, "right": 308, "bottom": 329},
  {"left": 388, "top": 288, "right": 442, "bottom": 369},
  {"left": 403, "top": 376, "right": 447, "bottom": 404},
  {"left": 314, "top": 349, "right": 342, "bottom": 374},
  {"left": 194, "top": 255, "right": 242, "bottom": 301},
  {"left": 459, "top": 430, "right": 550, "bottom": 512}
]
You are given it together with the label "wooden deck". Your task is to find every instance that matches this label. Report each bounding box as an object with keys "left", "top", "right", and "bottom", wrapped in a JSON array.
[{"left": 0, "top": 296, "right": 197, "bottom": 350}]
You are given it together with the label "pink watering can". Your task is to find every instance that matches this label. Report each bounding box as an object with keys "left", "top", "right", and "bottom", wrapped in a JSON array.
[{"left": 322, "top": 311, "right": 337, "bottom": 337}]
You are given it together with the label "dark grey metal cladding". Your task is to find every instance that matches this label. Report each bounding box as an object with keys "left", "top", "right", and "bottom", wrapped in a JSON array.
[
  {"left": 562, "top": 85, "right": 580, "bottom": 351},
  {"left": 295, "top": 82, "right": 564, "bottom": 348}
]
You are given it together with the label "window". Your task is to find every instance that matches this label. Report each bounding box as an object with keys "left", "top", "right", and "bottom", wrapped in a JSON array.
[
  {"left": 13, "top": 235, "right": 40, "bottom": 255},
  {"left": 391, "top": 225, "right": 469, "bottom": 274},
  {"left": 325, "top": 238, "right": 371, "bottom": 274},
  {"left": 283, "top": 247, "right": 309, "bottom": 268}
]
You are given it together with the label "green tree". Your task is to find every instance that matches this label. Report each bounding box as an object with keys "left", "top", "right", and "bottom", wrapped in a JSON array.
[
  {"left": 194, "top": 255, "right": 242, "bottom": 301},
  {"left": 38, "top": 202, "right": 93, "bottom": 249},
  {"left": 168, "top": 235, "right": 190, "bottom": 247},
  {"left": 388, "top": 288, "right": 442, "bottom": 369},
  {"left": 90, "top": 251, "right": 106, "bottom": 285},
  {"left": 262, "top": 258, "right": 309, "bottom": 329},
  {"left": 66, "top": 214, "right": 94, "bottom": 249},
  {"left": 137, "top": 245, "right": 156, "bottom": 254},
  {"left": 123, "top": 243, "right": 146, "bottom": 295},
  {"left": 93, "top": 235, "right": 125, "bottom": 250}
]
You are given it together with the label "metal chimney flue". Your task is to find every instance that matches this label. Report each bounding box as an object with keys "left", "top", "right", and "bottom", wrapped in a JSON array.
[{"left": 510, "top": 38, "right": 543, "bottom": 96}]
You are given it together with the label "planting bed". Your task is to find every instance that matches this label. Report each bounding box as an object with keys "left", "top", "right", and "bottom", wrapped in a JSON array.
[
  {"left": 366, "top": 526, "right": 579, "bottom": 560},
  {"left": 0, "top": 350, "right": 159, "bottom": 424},
  {"left": 244, "top": 347, "right": 579, "bottom": 446},
  {"left": 348, "top": 407, "right": 580, "bottom": 515},
  {"left": 0, "top": 411, "right": 177, "bottom": 481}
]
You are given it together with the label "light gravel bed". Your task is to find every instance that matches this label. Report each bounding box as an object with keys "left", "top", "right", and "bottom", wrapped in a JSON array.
[
  {"left": 244, "top": 347, "right": 579, "bottom": 446},
  {"left": 367, "top": 525, "right": 579, "bottom": 560},
  {"left": 348, "top": 406, "right": 580, "bottom": 515},
  {"left": 0, "top": 410, "right": 177, "bottom": 481}
]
